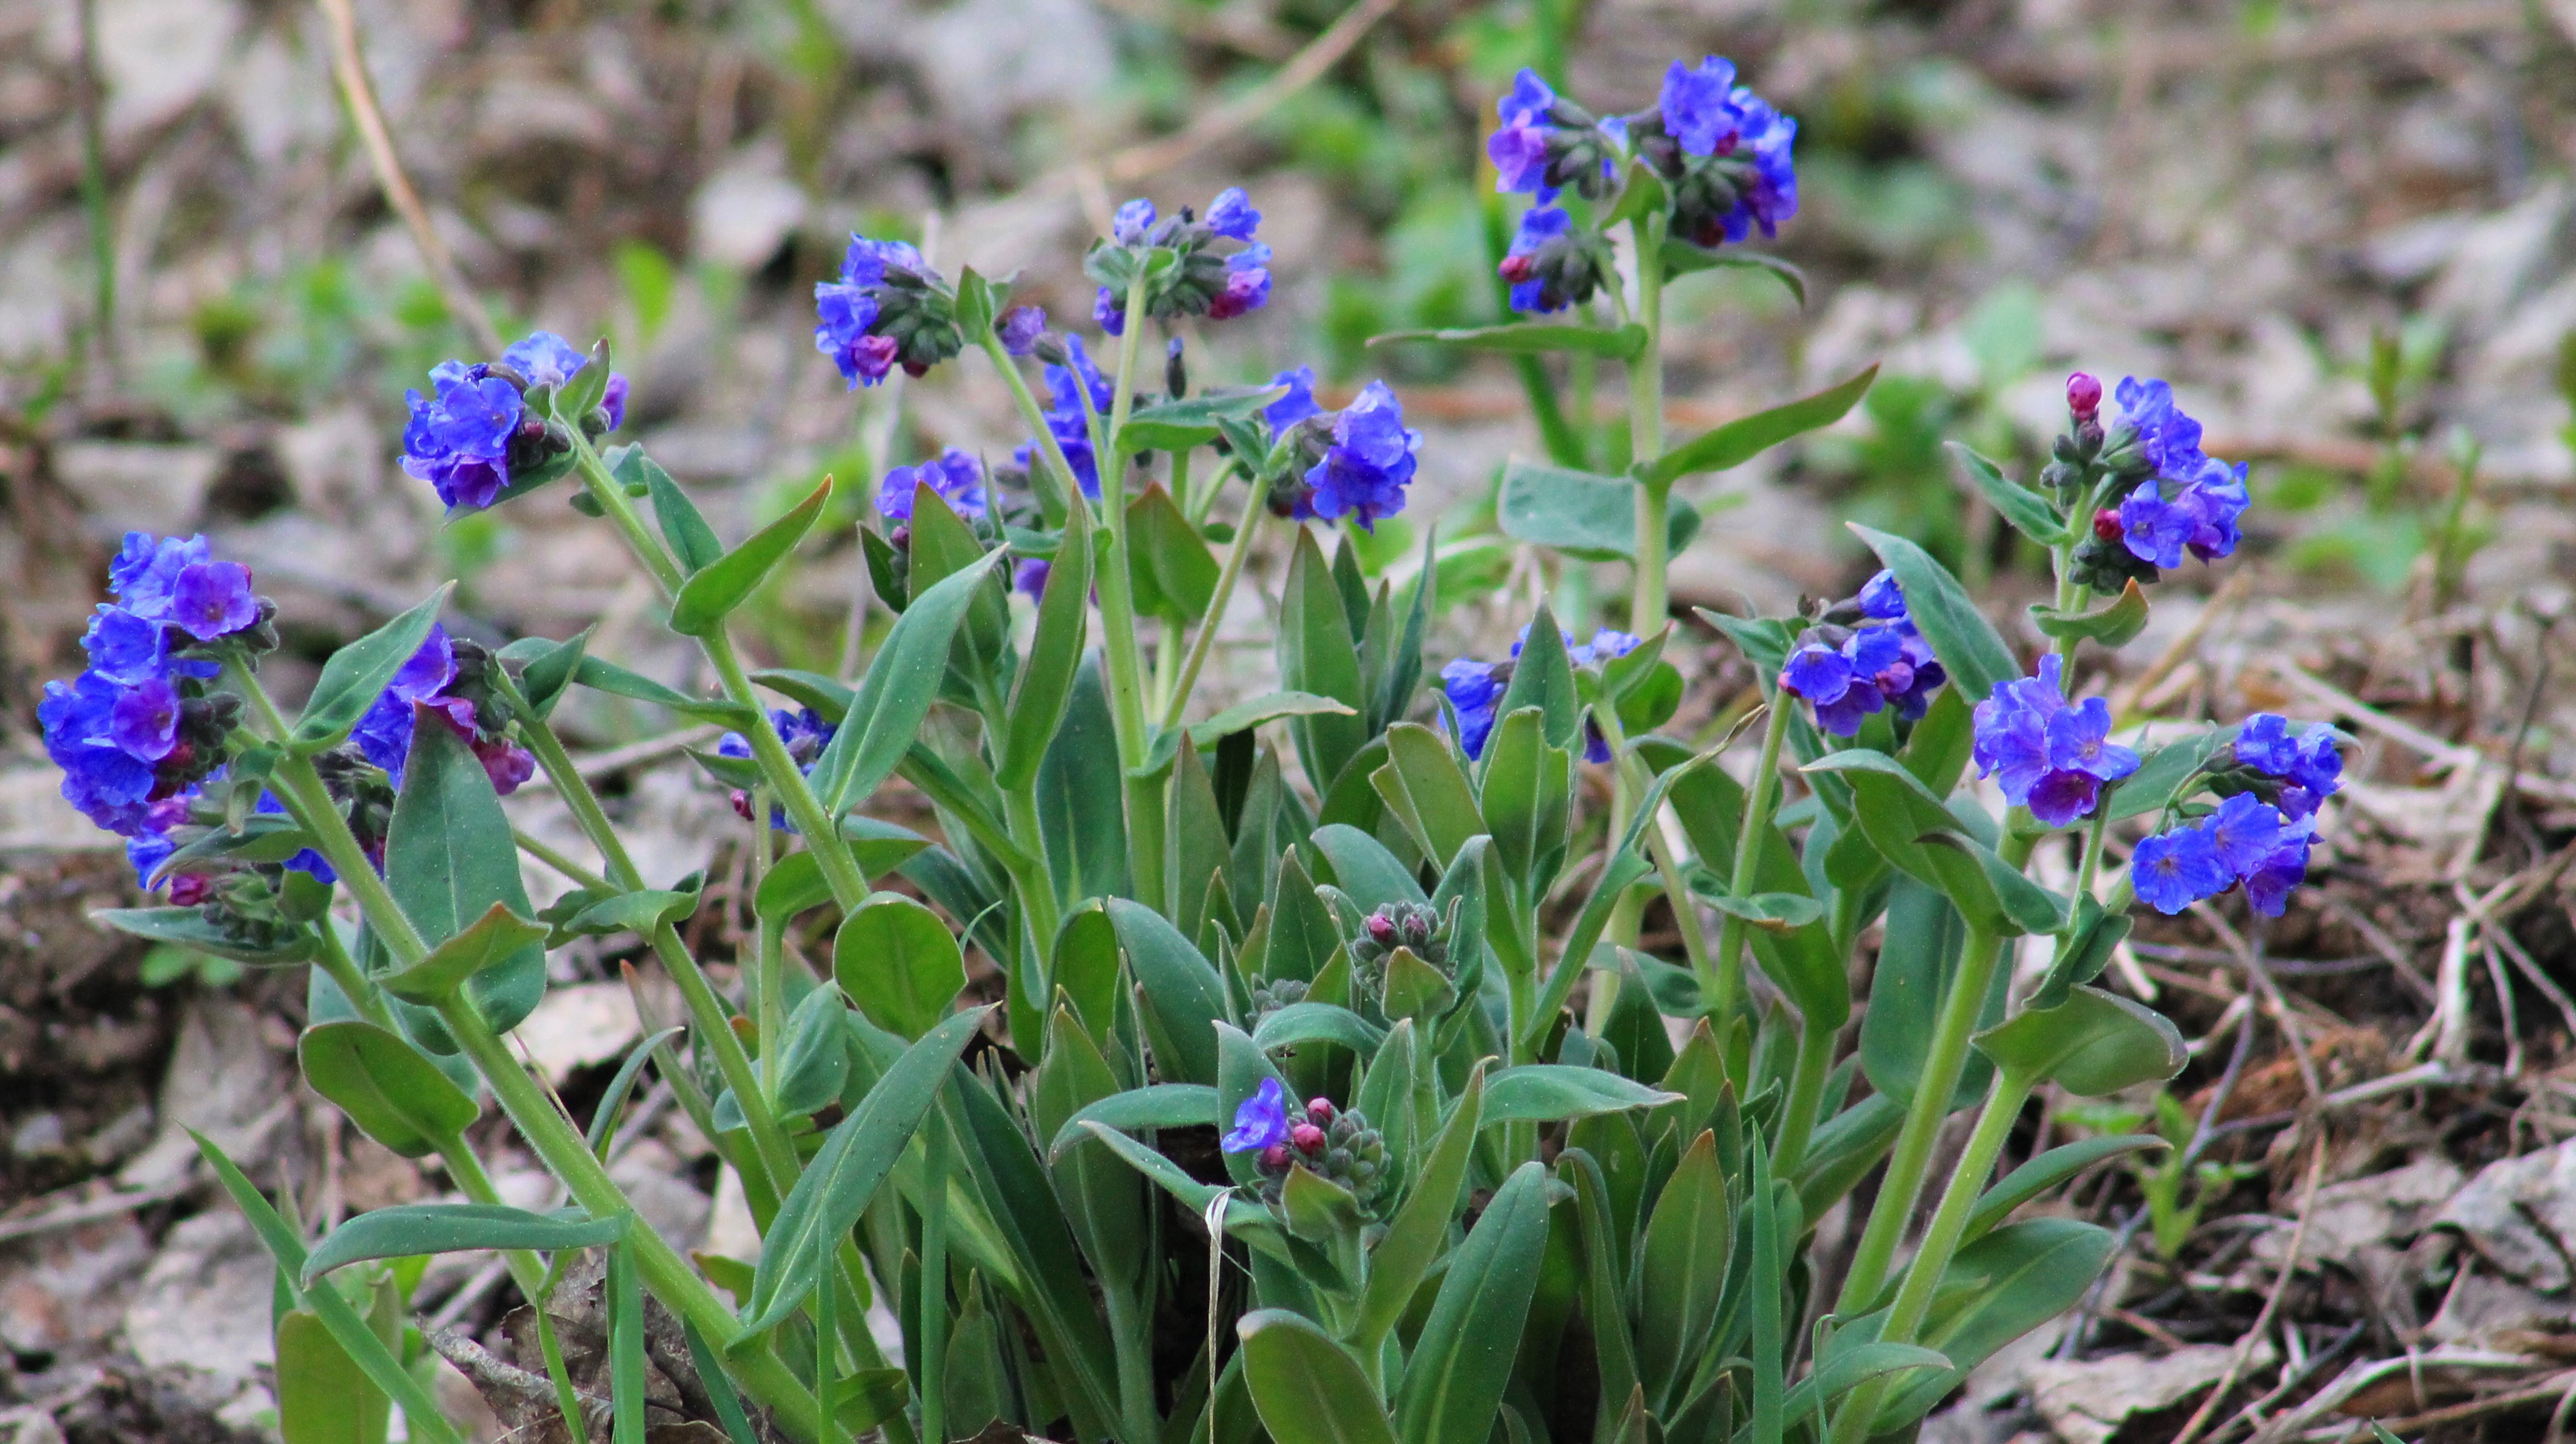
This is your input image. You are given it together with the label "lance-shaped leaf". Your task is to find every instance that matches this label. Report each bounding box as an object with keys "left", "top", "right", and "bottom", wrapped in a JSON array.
[
  {"left": 387, "top": 720, "right": 546, "bottom": 1035},
  {"left": 1636, "top": 1131, "right": 1731, "bottom": 1408},
  {"left": 1779, "top": 1342, "right": 1950, "bottom": 1427},
  {"left": 1482, "top": 1066, "right": 1678, "bottom": 1126},
  {"left": 1497, "top": 603, "right": 1582, "bottom": 750},
  {"left": 744, "top": 1006, "right": 987, "bottom": 1331},
  {"left": 1872, "top": 1220, "right": 2116, "bottom": 1431},
  {"left": 1044, "top": 1083, "right": 1220, "bottom": 1159},
  {"left": 1119, "top": 384, "right": 1292, "bottom": 452},
  {"left": 1238, "top": 1310, "right": 1398, "bottom": 1444},
  {"left": 1948, "top": 442, "right": 2068, "bottom": 548},
  {"left": 1858, "top": 880, "right": 1998, "bottom": 1113},
  {"left": 1394, "top": 1161, "right": 1554, "bottom": 1444},
  {"left": 1849, "top": 523, "right": 2020, "bottom": 705},
  {"left": 1658, "top": 243, "right": 1807, "bottom": 303},
  {"left": 1642, "top": 366, "right": 1876, "bottom": 486},
  {"left": 668, "top": 475, "right": 832, "bottom": 635},
  {"left": 807, "top": 550, "right": 1005, "bottom": 814},
  {"left": 379, "top": 902, "right": 546, "bottom": 1006},
  {"left": 832, "top": 893, "right": 965, "bottom": 1041},
  {"left": 93, "top": 905, "right": 313, "bottom": 965},
  {"left": 303, "top": 1203, "right": 628, "bottom": 1285},
  {"left": 999, "top": 500, "right": 1092, "bottom": 789},
  {"left": 2027, "top": 893, "right": 2131, "bottom": 1012},
  {"left": 772, "top": 983, "right": 853, "bottom": 1116},
  {"left": 566, "top": 655, "right": 759, "bottom": 728},
  {"left": 2030, "top": 578, "right": 2150, "bottom": 649},
  {"left": 561, "top": 888, "right": 699, "bottom": 940},
  {"left": 275, "top": 1304, "right": 390, "bottom": 1444},
  {"left": 1141, "top": 691, "right": 1357, "bottom": 777},
  {"left": 749, "top": 824, "right": 930, "bottom": 922},
  {"left": 620, "top": 447, "right": 724, "bottom": 575},
  {"left": 1351, "top": 1066, "right": 1483, "bottom": 1355},
  {"left": 749, "top": 667, "right": 855, "bottom": 723},
  {"left": 300, "top": 1020, "right": 481, "bottom": 1158},
  {"left": 290, "top": 584, "right": 453, "bottom": 753},
  {"left": 1309, "top": 823, "right": 1428, "bottom": 913},
  {"left": 508, "top": 625, "right": 593, "bottom": 720},
  {"left": 1973, "top": 985, "right": 2187, "bottom": 1096},
  {"left": 1108, "top": 899, "right": 1230, "bottom": 1085},
  {"left": 1126, "top": 483, "right": 1221, "bottom": 619},
  {"left": 1498, "top": 458, "right": 1701, "bottom": 562},
  {"left": 1250, "top": 1003, "right": 1386, "bottom": 1057},
  {"left": 1276, "top": 530, "right": 1368, "bottom": 791},
  {"left": 1965, "top": 1135, "right": 2168, "bottom": 1243},
  {"left": 1369, "top": 321, "right": 1647, "bottom": 358}
]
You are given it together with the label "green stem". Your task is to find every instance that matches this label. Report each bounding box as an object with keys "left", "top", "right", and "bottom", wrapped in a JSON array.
[
  {"left": 1703, "top": 703, "right": 1786, "bottom": 1036},
  {"left": 514, "top": 826, "right": 612, "bottom": 891},
  {"left": 918, "top": 1119, "right": 952, "bottom": 1444},
  {"left": 1098, "top": 1251, "right": 1162, "bottom": 1444},
  {"left": 1158, "top": 472, "right": 1272, "bottom": 734},
  {"left": 974, "top": 332, "right": 1075, "bottom": 525},
  {"left": 1627, "top": 212, "right": 1669, "bottom": 631},
  {"left": 1090, "top": 272, "right": 1166, "bottom": 913},
  {"left": 752, "top": 792, "right": 786, "bottom": 1108},
  {"left": 1825, "top": 1070, "right": 2032, "bottom": 1444},
  {"left": 1770, "top": 1010, "right": 1838, "bottom": 1175},
  {"left": 1000, "top": 784, "right": 1061, "bottom": 955},
  {"left": 311, "top": 919, "right": 394, "bottom": 1031}
]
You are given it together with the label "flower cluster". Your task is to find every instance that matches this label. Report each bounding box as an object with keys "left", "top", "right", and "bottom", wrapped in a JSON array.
[
  {"left": 1220, "top": 1080, "right": 1391, "bottom": 1212},
  {"left": 1777, "top": 570, "right": 1946, "bottom": 737},
  {"left": 1089, "top": 190, "right": 1270, "bottom": 337},
  {"left": 1971, "top": 654, "right": 2140, "bottom": 828},
  {"left": 1442, "top": 626, "right": 1641, "bottom": 762},
  {"left": 350, "top": 626, "right": 535, "bottom": 797},
  {"left": 1500, "top": 207, "right": 1614, "bottom": 315},
  {"left": 1488, "top": 70, "right": 1624, "bottom": 205},
  {"left": 878, "top": 448, "right": 989, "bottom": 534},
  {"left": 2127, "top": 713, "right": 2346, "bottom": 916},
  {"left": 2229, "top": 713, "right": 2345, "bottom": 819},
  {"left": 1016, "top": 336, "right": 1116, "bottom": 499},
  {"left": 814, "top": 235, "right": 963, "bottom": 389},
  {"left": 40, "top": 533, "right": 262, "bottom": 882},
  {"left": 402, "top": 332, "right": 626, "bottom": 511},
  {"left": 718, "top": 708, "right": 837, "bottom": 830},
  {"left": 1634, "top": 57, "right": 1800, "bottom": 247},
  {"left": 1266, "top": 380, "right": 1420, "bottom": 530},
  {"left": 1352, "top": 900, "right": 1447, "bottom": 972},
  {"left": 2055, "top": 375, "right": 2249, "bottom": 592}
]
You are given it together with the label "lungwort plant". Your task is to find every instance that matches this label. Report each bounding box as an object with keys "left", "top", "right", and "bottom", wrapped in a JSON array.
[{"left": 47, "top": 54, "right": 2345, "bottom": 1444}]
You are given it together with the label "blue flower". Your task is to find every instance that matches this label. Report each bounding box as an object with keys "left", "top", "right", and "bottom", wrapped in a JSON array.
[
  {"left": 601, "top": 373, "right": 628, "bottom": 432},
  {"left": 351, "top": 627, "right": 458, "bottom": 785},
  {"left": 1488, "top": 69, "right": 1560, "bottom": 198},
  {"left": 1441, "top": 657, "right": 1507, "bottom": 760},
  {"left": 2244, "top": 818, "right": 2317, "bottom": 917},
  {"left": 1782, "top": 643, "right": 1854, "bottom": 706},
  {"left": 1112, "top": 199, "right": 1157, "bottom": 246},
  {"left": 2231, "top": 714, "right": 2343, "bottom": 820},
  {"left": 1503, "top": 206, "right": 1574, "bottom": 314},
  {"left": 39, "top": 672, "right": 158, "bottom": 834},
  {"left": 879, "top": 448, "right": 988, "bottom": 523},
  {"left": 2203, "top": 792, "right": 2288, "bottom": 876},
  {"left": 815, "top": 283, "right": 896, "bottom": 387},
  {"left": 502, "top": 331, "right": 587, "bottom": 389},
  {"left": 2117, "top": 480, "right": 2196, "bottom": 568},
  {"left": 1014, "top": 559, "right": 1051, "bottom": 599},
  {"left": 1857, "top": 568, "right": 1908, "bottom": 620},
  {"left": 169, "top": 562, "right": 259, "bottom": 641},
  {"left": 815, "top": 234, "right": 946, "bottom": 389},
  {"left": 1972, "top": 655, "right": 2134, "bottom": 827},
  {"left": 1222, "top": 1077, "right": 1292, "bottom": 1153},
  {"left": 2133, "top": 823, "right": 2231, "bottom": 915},
  {"left": 125, "top": 830, "right": 175, "bottom": 890},
  {"left": 1303, "top": 381, "right": 1420, "bottom": 530},
  {"left": 997, "top": 306, "right": 1047, "bottom": 356},
  {"left": 106, "top": 676, "right": 181, "bottom": 762},
  {"left": 1206, "top": 187, "right": 1261, "bottom": 241},
  {"left": 1265, "top": 367, "right": 1320, "bottom": 431},
  {"left": 1660, "top": 55, "right": 1741, "bottom": 156},
  {"left": 1016, "top": 336, "right": 1112, "bottom": 499},
  {"left": 1207, "top": 244, "right": 1272, "bottom": 320},
  {"left": 83, "top": 607, "right": 167, "bottom": 685},
  {"left": 109, "top": 533, "right": 210, "bottom": 621},
  {"left": 717, "top": 708, "right": 838, "bottom": 831},
  {"left": 2232, "top": 713, "right": 2295, "bottom": 773},
  {"left": 2114, "top": 377, "right": 2208, "bottom": 477},
  {"left": 1093, "top": 286, "right": 1124, "bottom": 337},
  {"left": 401, "top": 362, "right": 522, "bottom": 511}
]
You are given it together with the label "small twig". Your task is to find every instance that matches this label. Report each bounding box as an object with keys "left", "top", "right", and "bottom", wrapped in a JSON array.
[
  {"left": 2169, "top": 1135, "right": 2329, "bottom": 1444},
  {"left": 0, "top": 1173, "right": 197, "bottom": 1243},
  {"left": 2319, "top": 896, "right": 2439, "bottom": 1004},
  {"left": 314, "top": 0, "right": 504, "bottom": 358},
  {"left": 2196, "top": 907, "right": 2324, "bottom": 1103},
  {"left": 2492, "top": 924, "right": 2576, "bottom": 1044},
  {"left": 1100, "top": 0, "right": 1401, "bottom": 185}
]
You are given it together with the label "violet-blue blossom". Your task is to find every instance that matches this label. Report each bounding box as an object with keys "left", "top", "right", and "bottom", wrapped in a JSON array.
[
  {"left": 106, "top": 677, "right": 180, "bottom": 762},
  {"left": 1972, "top": 654, "right": 2136, "bottom": 827},
  {"left": 1660, "top": 56, "right": 1742, "bottom": 156},
  {"left": 2114, "top": 377, "right": 2206, "bottom": 476},
  {"left": 39, "top": 672, "right": 157, "bottom": 834},
  {"left": 1016, "top": 336, "right": 1112, "bottom": 499},
  {"left": 1206, "top": 187, "right": 1260, "bottom": 241},
  {"left": 109, "top": 532, "right": 209, "bottom": 620},
  {"left": 815, "top": 234, "right": 949, "bottom": 389},
  {"left": 2231, "top": 713, "right": 2295, "bottom": 773},
  {"left": 1302, "top": 381, "right": 1419, "bottom": 530},
  {"left": 2132, "top": 824, "right": 2230, "bottom": 915},
  {"left": 1222, "top": 1077, "right": 1292, "bottom": 1153},
  {"left": 503, "top": 331, "right": 587, "bottom": 388},
  {"left": 1503, "top": 206, "right": 1574, "bottom": 314},
  {"left": 1857, "top": 568, "right": 1907, "bottom": 620},
  {"left": 1488, "top": 69, "right": 1560, "bottom": 197},
  {"left": 879, "top": 449, "right": 988, "bottom": 523},
  {"left": 2202, "top": 792, "right": 2288, "bottom": 876},
  {"left": 169, "top": 561, "right": 259, "bottom": 641},
  {"left": 401, "top": 361, "right": 522, "bottom": 511},
  {"left": 1113, "top": 199, "right": 1157, "bottom": 246},
  {"left": 997, "top": 306, "right": 1047, "bottom": 356},
  {"left": 83, "top": 607, "right": 167, "bottom": 685},
  {"left": 1207, "top": 244, "right": 1272, "bottom": 320},
  {"left": 1014, "top": 559, "right": 1051, "bottom": 599},
  {"left": 1441, "top": 657, "right": 1507, "bottom": 761},
  {"left": 1265, "top": 367, "right": 1320, "bottom": 431},
  {"left": 2244, "top": 818, "right": 2318, "bottom": 917},
  {"left": 718, "top": 708, "right": 837, "bottom": 831}
]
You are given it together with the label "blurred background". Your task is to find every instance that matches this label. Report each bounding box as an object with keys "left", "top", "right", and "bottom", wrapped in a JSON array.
[{"left": 4, "top": 1, "right": 2576, "bottom": 1440}]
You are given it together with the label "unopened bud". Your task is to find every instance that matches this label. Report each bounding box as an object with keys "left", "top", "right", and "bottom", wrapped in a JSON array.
[
  {"left": 1290, "top": 1122, "right": 1326, "bottom": 1154},
  {"left": 2092, "top": 509, "right": 2122, "bottom": 542},
  {"left": 1497, "top": 255, "right": 1536, "bottom": 284},
  {"left": 1261, "top": 1143, "right": 1290, "bottom": 1171},
  {"left": 1165, "top": 337, "right": 1188, "bottom": 399},
  {"left": 2066, "top": 371, "right": 2102, "bottom": 420},
  {"left": 1306, "top": 1098, "right": 1336, "bottom": 1124},
  {"left": 1366, "top": 913, "right": 1396, "bottom": 944},
  {"left": 730, "top": 790, "right": 755, "bottom": 822},
  {"left": 169, "top": 873, "right": 213, "bottom": 908}
]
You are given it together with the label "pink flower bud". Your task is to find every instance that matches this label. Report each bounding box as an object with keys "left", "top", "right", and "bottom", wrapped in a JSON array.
[
  {"left": 2066, "top": 372, "right": 2102, "bottom": 420},
  {"left": 1290, "top": 1122, "right": 1326, "bottom": 1154},
  {"left": 2091, "top": 508, "right": 2122, "bottom": 542},
  {"left": 1261, "top": 1143, "right": 1290, "bottom": 1170},
  {"left": 1306, "top": 1098, "right": 1337, "bottom": 1124}
]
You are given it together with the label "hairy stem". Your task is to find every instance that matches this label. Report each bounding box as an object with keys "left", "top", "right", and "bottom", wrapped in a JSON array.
[{"left": 1703, "top": 703, "right": 1786, "bottom": 1037}]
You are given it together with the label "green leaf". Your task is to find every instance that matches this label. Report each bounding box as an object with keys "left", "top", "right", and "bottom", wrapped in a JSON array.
[
  {"left": 953, "top": 264, "right": 997, "bottom": 335},
  {"left": 156, "top": 812, "right": 318, "bottom": 876},
  {"left": 773, "top": 984, "right": 853, "bottom": 1116},
  {"left": 808, "top": 550, "right": 1005, "bottom": 814},
  {"left": 92, "top": 905, "right": 311, "bottom": 965},
  {"left": 1848, "top": 524, "right": 2021, "bottom": 705},
  {"left": 1875, "top": 1220, "right": 2116, "bottom": 1431},
  {"left": 1107, "top": 899, "right": 1230, "bottom": 1086},
  {"left": 1482, "top": 1066, "right": 1678, "bottom": 1126},
  {"left": 1497, "top": 458, "right": 1698, "bottom": 562},
  {"left": 1965, "top": 1135, "right": 2168, "bottom": 1243},
  {"left": 1859, "top": 879, "right": 1998, "bottom": 1113},
  {"left": 1120, "top": 384, "right": 1292, "bottom": 453},
  {"left": 303, "top": 1203, "right": 627, "bottom": 1285},
  {"left": 1394, "top": 1161, "right": 1554, "bottom": 1444},
  {"left": 620, "top": 448, "right": 724, "bottom": 575},
  {"left": 1309, "top": 823, "right": 1429, "bottom": 912},
  {"left": 1039, "top": 659, "right": 1130, "bottom": 902},
  {"left": 193, "top": 1135, "right": 463, "bottom": 1444},
  {"left": 290, "top": 585, "right": 454, "bottom": 753},
  {"left": 561, "top": 888, "right": 700, "bottom": 939},
  {"left": 1368, "top": 322, "right": 1647, "bottom": 359},
  {"left": 299, "top": 1020, "right": 480, "bottom": 1158},
  {"left": 1948, "top": 443, "right": 2067, "bottom": 547},
  {"left": 1477, "top": 708, "right": 1571, "bottom": 893},
  {"left": 1276, "top": 530, "right": 1369, "bottom": 792},
  {"left": 511, "top": 626, "right": 592, "bottom": 720},
  {"left": 1352, "top": 1066, "right": 1483, "bottom": 1355},
  {"left": 2028, "top": 894, "right": 2130, "bottom": 1012},
  {"left": 1238, "top": 1310, "right": 1397, "bottom": 1444},
  {"left": 567, "top": 655, "right": 759, "bottom": 728},
  {"left": 1643, "top": 367, "right": 1876, "bottom": 486},
  {"left": 833, "top": 893, "right": 965, "bottom": 1040},
  {"left": 999, "top": 500, "right": 1092, "bottom": 790},
  {"left": 1044, "top": 1083, "right": 1220, "bottom": 1159},
  {"left": 1973, "top": 985, "right": 2187, "bottom": 1096},
  {"left": 1657, "top": 243, "right": 1807, "bottom": 305},
  {"left": 1250, "top": 1003, "right": 1386, "bottom": 1057},
  {"left": 1779, "top": 1342, "right": 1949, "bottom": 1426},
  {"left": 379, "top": 901, "right": 546, "bottom": 1007},
  {"left": 1497, "top": 604, "right": 1581, "bottom": 751},
  {"left": 1804, "top": 750, "right": 2063, "bottom": 934},
  {"left": 1694, "top": 888, "right": 1825, "bottom": 933},
  {"left": 1635, "top": 1131, "right": 1731, "bottom": 1408},
  {"left": 386, "top": 720, "right": 546, "bottom": 1035},
  {"left": 1126, "top": 488, "right": 1219, "bottom": 619},
  {"left": 668, "top": 475, "right": 833, "bottom": 635},
  {"left": 746, "top": 1007, "right": 988, "bottom": 1331},
  {"left": 584, "top": 1025, "right": 684, "bottom": 1156},
  {"left": 1919, "top": 831, "right": 2071, "bottom": 936},
  {"left": 275, "top": 1305, "right": 391, "bottom": 1444},
  {"left": 749, "top": 667, "right": 854, "bottom": 724},
  {"left": 2107, "top": 728, "right": 2232, "bottom": 821},
  {"left": 2030, "top": 578, "right": 2150, "bottom": 649},
  {"left": 1144, "top": 691, "right": 1359, "bottom": 776}
]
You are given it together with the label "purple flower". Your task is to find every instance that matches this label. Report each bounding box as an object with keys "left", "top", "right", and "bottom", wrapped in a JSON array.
[
  {"left": 1222, "top": 1077, "right": 1292, "bottom": 1153},
  {"left": 2178, "top": 457, "right": 2249, "bottom": 561},
  {"left": 815, "top": 234, "right": 947, "bottom": 389},
  {"left": 1303, "top": 381, "right": 1419, "bottom": 530},
  {"left": 1857, "top": 569, "right": 1908, "bottom": 621},
  {"left": 2203, "top": 792, "right": 2287, "bottom": 876},
  {"left": 1093, "top": 286, "right": 1124, "bottom": 337},
  {"left": 2133, "top": 824, "right": 2230, "bottom": 915},
  {"left": 106, "top": 676, "right": 180, "bottom": 762},
  {"left": 1660, "top": 56, "right": 1742, "bottom": 156},
  {"left": 502, "top": 331, "right": 587, "bottom": 389},
  {"left": 1488, "top": 69, "right": 1560, "bottom": 198},
  {"left": 1112, "top": 199, "right": 1157, "bottom": 246},
  {"left": 2117, "top": 480, "right": 2195, "bottom": 568},
  {"left": 40, "top": 673, "right": 157, "bottom": 834},
  {"left": 1265, "top": 367, "right": 1320, "bottom": 431},
  {"left": 126, "top": 830, "right": 175, "bottom": 890},
  {"left": 1014, "top": 559, "right": 1051, "bottom": 599},
  {"left": 401, "top": 361, "right": 522, "bottom": 510},
  {"left": 168, "top": 562, "right": 260, "bottom": 641},
  {"left": 879, "top": 448, "right": 987, "bottom": 523},
  {"left": 1442, "top": 657, "right": 1506, "bottom": 761},
  {"left": 1782, "top": 615, "right": 1944, "bottom": 738},
  {"left": 1017, "top": 336, "right": 1112, "bottom": 500},
  {"left": 1972, "top": 655, "right": 2133, "bottom": 827},
  {"left": 1503, "top": 206, "right": 1574, "bottom": 314},
  {"left": 601, "top": 373, "right": 628, "bottom": 432},
  {"left": 1660, "top": 65, "right": 1799, "bottom": 246},
  {"left": 1205, "top": 187, "right": 1261, "bottom": 241},
  {"left": 815, "top": 284, "right": 895, "bottom": 388},
  {"left": 1783, "top": 643, "right": 1854, "bottom": 707},
  {"left": 351, "top": 627, "right": 459, "bottom": 784},
  {"left": 997, "top": 306, "right": 1047, "bottom": 356},
  {"left": 1207, "top": 244, "right": 1272, "bottom": 320},
  {"left": 2114, "top": 377, "right": 2207, "bottom": 477},
  {"left": 1584, "top": 629, "right": 1642, "bottom": 665},
  {"left": 2243, "top": 818, "right": 2317, "bottom": 917},
  {"left": 83, "top": 607, "right": 168, "bottom": 685},
  {"left": 109, "top": 533, "right": 210, "bottom": 621},
  {"left": 717, "top": 708, "right": 838, "bottom": 832},
  {"left": 2232, "top": 713, "right": 2294, "bottom": 773}
]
